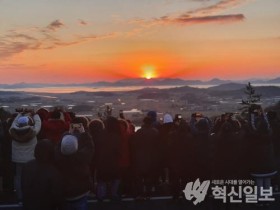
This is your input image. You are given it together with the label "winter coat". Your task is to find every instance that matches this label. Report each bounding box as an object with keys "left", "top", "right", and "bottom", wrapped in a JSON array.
[
  {"left": 118, "top": 123, "right": 132, "bottom": 168},
  {"left": 248, "top": 114, "right": 276, "bottom": 174},
  {"left": 158, "top": 122, "right": 175, "bottom": 167},
  {"left": 131, "top": 125, "right": 159, "bottom": 176},
  {"left": 190, "top": 118, "right": 212, "bottom": 180},
  {"left": 10, "top": 114, "right": 41, "bottom": 163},
  {"left": 95, "top": 131, "right": 121, "bottom": 181},
  {"left": 248, "top": 134, "right": 276, "bottom": 174},
  {"left": 55, "top": 132, "right": 94, "bottom": 199},
  {"left": 22, "top": 140, "right": 63, "bottom": 210},
  {"left": 212, "top": 122, "right": 245, "bottom": 179},
  {"left": 167, "top": 123, "right": 195, "bottom": 180},
  {"left": 42, "top": 119, "right": 70, "bottom": 144}
]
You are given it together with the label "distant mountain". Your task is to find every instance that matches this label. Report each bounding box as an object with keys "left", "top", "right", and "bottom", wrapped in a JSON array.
[
  {"left": 204, "top": 78, "right": 231, "bottom": 85},
  {"left": 112, "top": 78, "right": 188, "bottom": 86},
  {"left": 267, "top": 77, "right": 280, "bottom": 83},
  {"left": 207, "top": 83, "right": 245, "bottom": 91},
  {"left": 0, "top": 76, "right": 279, "bottom": 89},
  {"left": 240, "top": 77, "right": 280, "bottom": 84}
]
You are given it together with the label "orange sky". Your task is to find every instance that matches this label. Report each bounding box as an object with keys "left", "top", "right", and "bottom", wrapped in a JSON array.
[{"left": 0, "top": 0, "right": 279, "bottom": 83}]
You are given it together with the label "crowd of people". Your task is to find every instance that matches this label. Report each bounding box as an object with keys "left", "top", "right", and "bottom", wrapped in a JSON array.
[{"left": 0, "top": 104, "right": 280, "bottom": 210}]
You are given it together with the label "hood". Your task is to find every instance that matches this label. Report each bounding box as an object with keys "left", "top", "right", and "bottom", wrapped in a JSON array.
[{"left": 10, "top": 126, "right": 36, "bottom": 143}]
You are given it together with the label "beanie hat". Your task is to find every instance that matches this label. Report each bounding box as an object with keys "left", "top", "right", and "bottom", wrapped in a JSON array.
[
  {"left": 17, "top": 116, "right": 30, "bottom": 127},
  {"left": 163, "top": 114, "right": 173, "bottom": 124},
  {"left": 61, "top": 135, "right": 78, "bottom": 155}
]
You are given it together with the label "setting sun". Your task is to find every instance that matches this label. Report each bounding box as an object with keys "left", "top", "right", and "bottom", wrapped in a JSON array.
[{"left": 142, "top": 65, "right": 157, "bottom": 79}]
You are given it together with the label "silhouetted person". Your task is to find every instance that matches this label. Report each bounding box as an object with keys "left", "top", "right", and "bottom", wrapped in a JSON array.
[
  {"left": 248, "top": 106, "right": 277, "bottom": 198},
  {"left": 55, "top": 131, "right": 94, "bottom": 210},
  {"left": 190, "top": 114, "right": 211, "bottom": 180},
  {"left": 22, "top": 139, "right": 63, "bottom": 210},
  {"left": 41, "top": 110, "right": 70, "bottom": 145},
  {"left": 9, "top": 112, "right": 41, "bottom": 202},
  {"left": 88, "top": 119, "right": 105, "bottom": 193},
  {"left": 167, "top": 120, "right": 194, "bottom": 199},
  {"left": 95, "top": 117, "right": 121, "bottom": 201},
  {"left": 131, "top": 116, "right": 159, "bottom": 200}
]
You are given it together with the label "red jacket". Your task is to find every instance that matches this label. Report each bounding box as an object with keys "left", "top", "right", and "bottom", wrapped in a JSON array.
[{"left": 42, "top": 120, "right": 70, "bottom": 144}]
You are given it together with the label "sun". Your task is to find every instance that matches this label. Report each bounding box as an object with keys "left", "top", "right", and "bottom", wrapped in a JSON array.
[{"left": 142, "top": 65, "right": 157, "bottom": 79}]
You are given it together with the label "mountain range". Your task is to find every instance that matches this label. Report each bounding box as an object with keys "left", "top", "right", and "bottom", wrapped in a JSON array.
[{"left": 0, "top": 77, "right": 279, "bottom": 89}]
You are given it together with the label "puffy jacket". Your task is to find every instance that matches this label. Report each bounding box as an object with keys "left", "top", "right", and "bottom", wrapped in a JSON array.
[
  {"left": 55, "top": 132, "right": 94, "bottom": 199},
  {"left": 10, "top": 114, "right": 41, "bottom": 163}
]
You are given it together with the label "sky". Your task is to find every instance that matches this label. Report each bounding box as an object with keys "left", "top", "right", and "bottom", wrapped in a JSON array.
[{"left": 0, "top": 0, "right": 280, "bottom": 84}]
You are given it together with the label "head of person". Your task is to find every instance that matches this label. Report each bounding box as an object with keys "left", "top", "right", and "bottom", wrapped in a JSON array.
[
  {"left": 72, "top": 116, "right": 89, "bottom": 130},
  {"left": 118, "top": 119, "right": 129, "bottom": 133},
  {"left": 105, "top": 116, "right": 120, "bottom": 134},
  {"left": 17, "top": 116, "right": 34, "bottom": 128},
  {"left": 89, "top": 119, "right": 105, "bottom": 137},
  {"left": 163, "top": 113, "right": 173, "bottom": 124},
  {"left": 147, "top": 111, "right": 157, "bottom": 123},
  {"left": 36, "top": 108, "right": 49, "bottom": 121},
  {"left": 143, "top": 116, "right": 153, "bottom": 128},
  {"left": 60, "top": 134, "right": 78, "bottom": 155}
]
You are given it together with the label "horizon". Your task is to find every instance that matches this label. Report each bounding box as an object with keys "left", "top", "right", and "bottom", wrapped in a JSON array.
[
  {"left": 0, "top": 76, "right": 280, "bottom": 86},
  {"left": 1, "top": 0, "right": 280, "bottom": 83}
]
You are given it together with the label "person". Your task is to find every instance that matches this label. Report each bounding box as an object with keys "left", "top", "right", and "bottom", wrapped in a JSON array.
[
  {"left": 248, "top": 106, "right": 277, "bottom": 199},
  {"left": 147, "top": 111, "right": 160, "bottom": 129},
  {"left": 157, "top": 113, "right": 175, "bottom": 190},
  {"left": 22, "top": 139, "right": 63, "bottom": 210},
  {"left": 55, "top": 133, "right": 94, "bottom": 210},
  {"left": 267, "top": 111, "right": 280, "bottom": 190},
  {"left": 95, "top": 117, "right": 121, "bottom": 201},
  {"left": 9, "top": 111, "right": 41, "bottom": 202},
  {"left": 118, "top": 119, "right": 133, "bottom": 196},
  {"left": 88, "top": 119, "right": 105, "bottom": 193},
  {"left": 0, "top": 117, "right": 14, "bottom": 201},
  {"left": 167, "top": 120, "right": 194, "bottom": 200},
  {"left": 212, "top": 121, "right": 243, "bottom": 180},
  {"left": 55, "top": 131, "right": 94, "bottom": 210},
  {"left": 131, "top": 116, "right": 159, "bottom": 200},
  {"left": 189, "top": 113, "right": 211, "bottom": 180},
  {"left": 35, "top": 108, "right": 49, "bottom": 140},
  {"left": 41, "top": 109, "right": 70, "bottom": 145}
]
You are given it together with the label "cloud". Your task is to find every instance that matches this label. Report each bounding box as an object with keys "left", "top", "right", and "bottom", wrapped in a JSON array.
[
  {"left": 171, "top": 14, "right": 245, "bottom": 24},
  {"left": 78, "top": 19, "right": 88, "bottom": 25},
  {"left": 128, "top": 0, "right": 252, "bottom": 30},
  {"left": 9, "top": 33, "right": 38, "bottom": 41},
  {"left": 46, "top": 33, "right": 119, "bottom": 49},
  {"left": 46, "top": 19, "right": 65, "bottom": 31},
  {"left": 187, "top": 0, "right": 253, "bottom": 16},
  {"left": 0, "top": 20, "right": 118, "bottom": 58}
]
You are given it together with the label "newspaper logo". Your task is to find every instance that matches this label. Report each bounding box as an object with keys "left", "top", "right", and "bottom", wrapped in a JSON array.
[{"left": 183, "top": 179, "right": 210, "bottom": 205}]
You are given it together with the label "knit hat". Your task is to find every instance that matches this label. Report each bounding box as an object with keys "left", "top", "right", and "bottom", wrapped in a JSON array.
[
  {"left": 61, "top": 135, "right": 78, "bottom": 155},
  {"left": 17, "top": 116, "right": 30, "bottom": 127},
  {"left": 163, "top": 114, "right": 173, "bottom": 124}
]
